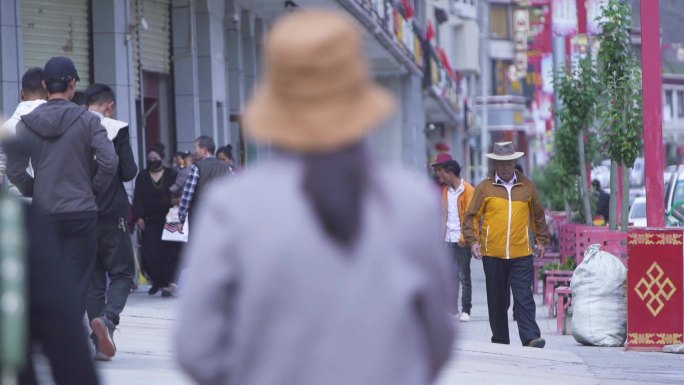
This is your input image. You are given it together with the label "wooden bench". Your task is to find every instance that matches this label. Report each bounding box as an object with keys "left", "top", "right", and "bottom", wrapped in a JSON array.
[
  {"left": 556, "top": 286, "right": 573, "bottom": 335},
  {"left": 533, "top": 252, "right": 561, "bottom": 294},
  {"left": 575, "top": 229, "right": 628, "bottom": 266},
  {"left": 542, "top": 270, "right": 573, "bottom": 307}
]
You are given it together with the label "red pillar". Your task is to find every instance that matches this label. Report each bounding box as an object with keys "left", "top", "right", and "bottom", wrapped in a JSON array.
[
  {"left": 641, "top": 0, "right": 665, "bottom": 227},
  {"left": 576, "top": 0, "right": 593, "bottom": 199},
  {"left": 576, "top": 0, "right": 587, "bottom": 34}
]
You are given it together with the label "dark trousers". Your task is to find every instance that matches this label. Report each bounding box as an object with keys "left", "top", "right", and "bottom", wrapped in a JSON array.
[
  {"left": 482, "top": 255, "right": 541, "bottom": 345},
  {"left": 50, "top": 217, "right": 98, "bottom": 313},
  {"left": 86, "top": 218, "right": 135, "bottom": 326},
  {"left": 447, "top": 243, "right": 472, "bottom": 314}
]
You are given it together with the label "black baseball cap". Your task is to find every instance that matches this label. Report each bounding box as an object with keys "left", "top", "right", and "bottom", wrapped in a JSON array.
[{"left": 43, "top": 56, "right": 80, "bottom": 83}]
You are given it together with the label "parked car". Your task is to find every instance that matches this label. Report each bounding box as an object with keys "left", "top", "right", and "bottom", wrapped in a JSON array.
[
  {"left": 665, "top": 165, "right": 684, "bottom": 225},
  {"left": 628, "top": 196, "right": 647, "bottom": 227}
]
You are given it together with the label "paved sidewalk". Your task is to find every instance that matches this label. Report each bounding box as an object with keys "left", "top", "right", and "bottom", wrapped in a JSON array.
[
  {"left": 60, "top": 259, "right": 684, "bottom": 384},
  {"left": 435, "top": 258, "right": 684, "bottom": 385}
]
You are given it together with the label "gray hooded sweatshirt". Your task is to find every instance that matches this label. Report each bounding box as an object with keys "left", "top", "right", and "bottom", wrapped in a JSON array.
[
  {"left": 6, "top": 99, "right": 118, "bottom": 217},
  {"left": 176, "top": 156, "right": 455, "bottom": 385}
]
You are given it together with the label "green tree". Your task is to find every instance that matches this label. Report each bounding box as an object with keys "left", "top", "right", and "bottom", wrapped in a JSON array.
[
  {"left": 554, "top": 53, "right": 600, "bottom": 225},
  {"left": 596, "top": 0, "right": 643, "bottom": 231}
]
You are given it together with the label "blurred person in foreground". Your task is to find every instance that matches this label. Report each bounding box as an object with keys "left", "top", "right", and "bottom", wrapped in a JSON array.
[
  {"left": 83, "top": 84, "right": 138, "bottom": 361},
  {"left": 0, "top": 194, "right": 99, "bottom": 384},
  {"left": 175, "top": 10, "right": 454, "bottom": 385},
  {"left": 463, "top": 141, "right": 549, "bottom": 348}
]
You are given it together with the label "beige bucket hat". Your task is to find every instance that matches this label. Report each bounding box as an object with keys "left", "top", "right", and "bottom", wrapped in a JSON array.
[
  {"left": 243, "top": 10, "right": 396, "bottom": 153},
  {"left": 485, "top": 141, "right": 524, "bottom": 161}
]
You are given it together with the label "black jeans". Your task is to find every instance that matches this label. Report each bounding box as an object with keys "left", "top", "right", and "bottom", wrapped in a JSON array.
[
  {"left": 50, "top": 216, "right": 98, "bottom": 313},
  {"left": 482, "top": 255, "right": 541, "bottom": 345},
  {"left": 447, "top": 243, "right": 472, "bottom": 314},
  {"left": 86, "top": 218, "right": 135, "bottom": 326}
]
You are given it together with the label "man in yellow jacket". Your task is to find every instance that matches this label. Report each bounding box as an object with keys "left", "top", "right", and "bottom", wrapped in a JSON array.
[
  {"left": 433, "top": 159, "right": 475, "bottom": 321},
  {"left": 463, "top": 142, "right": 549, "bottom": 348}
]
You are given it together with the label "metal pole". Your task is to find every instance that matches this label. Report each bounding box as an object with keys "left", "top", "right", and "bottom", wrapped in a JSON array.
[
  {"left": 480, "top": 0, "right": 490, "bottom": 181},
  {"left": 641, "top": 0, "right": 665, "bottom": 227},
  {"left": 552, "top": 36, "right": 565, "bottom": 131}
]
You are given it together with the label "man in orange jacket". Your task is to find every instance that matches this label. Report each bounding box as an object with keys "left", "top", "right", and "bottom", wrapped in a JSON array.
[
  {"left": 433, "top": 159, "right": 475, "bottom": 321},
  {"left": 463, "top": 142, "right": 549, "bottom": 348}
]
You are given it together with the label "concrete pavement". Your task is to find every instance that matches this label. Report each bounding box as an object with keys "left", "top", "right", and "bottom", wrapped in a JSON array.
[
  {"left": 435, "top": 258, "right": 684, "bottom": 385},
  {"left": 43, "top": 259, "right": 682, "bottom": 384}
]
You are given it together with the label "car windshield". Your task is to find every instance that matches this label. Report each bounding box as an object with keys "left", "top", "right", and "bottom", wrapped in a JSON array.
[
  {"left": 674, "top": 181, "right": 684, "bottom": 206},
  {"left": 631, "top": 202, "right": 646, "bottom": 219}
]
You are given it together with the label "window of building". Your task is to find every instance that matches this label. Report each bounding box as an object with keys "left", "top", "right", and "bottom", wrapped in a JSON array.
[
  {"left": 490, "top": 4, "right": 510, "bottom": 39},
  {"left": 665, "top": 90, "right": 674, "bottom": 121},
  {"left": 677, "top": 90, "right": 684, "bottom": 118}
]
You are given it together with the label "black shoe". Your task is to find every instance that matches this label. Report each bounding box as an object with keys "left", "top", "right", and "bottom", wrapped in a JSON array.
[
  {"left": 148, "top": 285, "right": 160, "bottom": 295},
  {"left": 525, "top": 337, "right": 546, "bottom": 348},
  {"left": 91, "top": 316, "right": 116, "bottom": 358}
]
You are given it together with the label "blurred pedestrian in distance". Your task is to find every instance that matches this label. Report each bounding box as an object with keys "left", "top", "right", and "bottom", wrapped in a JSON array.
[
  {"left": 132, "top": 144, "right": 179, "bottom": 297},
  {"left": 170, "top": 151, "right": 195, "bottom": 201},
  {"left": 430, "top": 153, "right": 452, "bottom": 186},
  {"left": 0, "top": 68, "right": 47, "bottom": 194},
  {"left": 463, "top": 141, "right": 549, "bottom": 348},
  {"left": 592, "top": 179, "right": 610, "bottom": 225},
  {"left": 176, "top": 10, "right": 454, "bottom": 385},
  {"left": 433, "top": 159, "right": 475, "bottom": 322},
  {"left": 84, "top": 83, "right": 138, "bottom": 361},
  {"left": 6, "top": 56, "right": 118, "bottom": 313},
  {"left": 176, "top": 135, "right": 232, "bottom": 231},
  {"left": 216, "top": 145, "right": 237, "bottom": 173}
]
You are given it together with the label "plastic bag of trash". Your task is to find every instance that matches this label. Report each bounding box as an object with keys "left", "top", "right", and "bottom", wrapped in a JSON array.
[{"left": 571, "top": 244, "right": 627, "bottom": 346}]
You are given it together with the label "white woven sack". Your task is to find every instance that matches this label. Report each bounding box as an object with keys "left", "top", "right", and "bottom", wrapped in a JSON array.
[{"left": 571, "top": 243, "right": 627, "bottom": 346}]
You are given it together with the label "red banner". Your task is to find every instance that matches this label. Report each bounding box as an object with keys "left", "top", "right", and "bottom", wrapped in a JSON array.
[{"left": 627, "top": 229, "right": 684, "bottom": 350}]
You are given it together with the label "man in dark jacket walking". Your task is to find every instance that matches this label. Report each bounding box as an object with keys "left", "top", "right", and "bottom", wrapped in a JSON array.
[
  {"left": 6, "top": 57, "right": 118, "bottom": 312},
  {"left": 83, "top": 84, "right": 137, "bottom": 361}
]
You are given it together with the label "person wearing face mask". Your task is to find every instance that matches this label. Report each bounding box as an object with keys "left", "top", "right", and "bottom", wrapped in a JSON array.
[{"left": 132, "top": 143, "right": 179, "bottom": 297}]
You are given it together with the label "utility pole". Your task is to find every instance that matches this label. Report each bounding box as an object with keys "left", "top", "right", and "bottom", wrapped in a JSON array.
[
  {"left": 641, "top": 0, "right": 664, "bottom": 227},
  {"left": 479, "top": 0, "right": 490, "bottom": 181}
]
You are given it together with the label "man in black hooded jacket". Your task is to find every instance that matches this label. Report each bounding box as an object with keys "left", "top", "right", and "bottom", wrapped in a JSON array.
[
  {"left": 6, "top": 57, "right": 118, "bottom": 313},
  {"left": 83, "top": 84, "right": 137, "bottom": 361}
]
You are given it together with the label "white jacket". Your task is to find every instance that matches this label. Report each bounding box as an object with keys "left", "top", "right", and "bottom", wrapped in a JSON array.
[{"left": 0, "top": 99, "right": 46, "bottom": 186}]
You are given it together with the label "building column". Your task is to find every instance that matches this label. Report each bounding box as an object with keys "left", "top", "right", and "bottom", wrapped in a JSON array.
[
  {"left": 401, "top": 73, "right": 427, "bottom": 172},
  {"left": 240, "top": 9, "right": 259, "bottom": 163},
  {"left": 0, "top": 0, "right": 22, "bottom": 117},
  {"left": 225, "top": 0, "right": 244, "bottom": 160},
  {"left": 195, "top": 0, "right": 228, "bottom": 145},
  {"left": 368, "top": 75, "right": 403, "bottom": 165},
  {"left": 91, "top": 0, "right": 139, "bottom": 164},
  {"left": 172, "top": 0, "right": 201, "bottom": 151}
]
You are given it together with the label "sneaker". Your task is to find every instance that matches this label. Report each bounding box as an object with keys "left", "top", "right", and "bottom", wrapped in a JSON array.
[
  {"left": 148, "top": 285, "right": 160, "bottom": 295},
  {"left": 94, "top": 349, "right": 112, "bottom": 362},
  {"left": 91, "top": 316, "right": 116, "bottom": 358},
  {"left": 459, "top": 312, "right": 471, "bottom": 322},
  {"left": 525, "top": 337, "right": 546, "bottom": 348}
]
